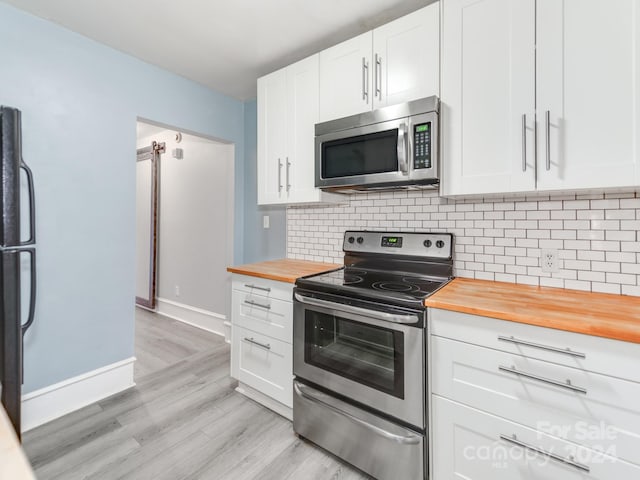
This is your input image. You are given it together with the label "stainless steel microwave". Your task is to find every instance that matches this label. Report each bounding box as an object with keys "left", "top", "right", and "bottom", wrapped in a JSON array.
[{"left": 315, "top": 96, "right": 439, "bottom": 192}]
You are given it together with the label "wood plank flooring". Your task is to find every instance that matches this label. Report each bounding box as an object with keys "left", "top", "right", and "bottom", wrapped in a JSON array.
[{"left": 23, "top": 308, "right": 370, "bottom": 480}]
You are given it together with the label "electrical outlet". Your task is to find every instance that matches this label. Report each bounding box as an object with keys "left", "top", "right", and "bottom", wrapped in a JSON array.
[
  {"left": 541, "top": 249, "right": 559, "bottom": 273},
  {"left": 263, "top": 215, "right": 270, "bottom": 229},
  {"left": 175, "top": 285, "right": 180, "bottom": 297}
]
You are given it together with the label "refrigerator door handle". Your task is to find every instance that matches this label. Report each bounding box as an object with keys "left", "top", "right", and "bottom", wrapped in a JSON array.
[
  {"left": 19, "top": 158, "right": 36, "bottom": 246},
  {"left": 20, "top": 247, "right": 36, "bottom": 335}
]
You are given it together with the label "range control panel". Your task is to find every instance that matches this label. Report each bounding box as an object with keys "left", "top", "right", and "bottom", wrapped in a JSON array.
[
  {"left": 343, "top": 231, "right": 453, "bottom": 259},
  {"left": 413, "top": 123, "right": 431, "bottom": 170}
]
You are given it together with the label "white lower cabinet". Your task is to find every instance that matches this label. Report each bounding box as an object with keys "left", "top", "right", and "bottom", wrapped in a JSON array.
[
  {"left": 430, "top": 308, "right": 640, "bottom": 478},
  {"left": 232, "top": 325, "right": 292, "bottom": 407},
  {"left": 432, "top": 396, "right": 640, "bottom": 479},
  {"left": 230, "top": 274, "right": 293, "bottom": 418}
]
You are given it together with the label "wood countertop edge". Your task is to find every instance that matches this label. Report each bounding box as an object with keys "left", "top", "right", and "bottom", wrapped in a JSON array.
[
  {"left": 227, "top": 259, "right": 342, "bottom": 284},
  {"left": 226, "top": 268, "right": 299, "bottom": 284},
  {"left": 426, "top": 278, "right": 640, "bottom": 344}
]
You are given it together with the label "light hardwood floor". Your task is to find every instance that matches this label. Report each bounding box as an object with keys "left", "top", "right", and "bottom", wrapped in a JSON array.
[{"left": 23, "top": 308, "right": 370, "bottom": 480}]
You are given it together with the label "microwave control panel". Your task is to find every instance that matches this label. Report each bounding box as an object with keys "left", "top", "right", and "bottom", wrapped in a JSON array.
[{"left": 413, "top": 123, "right": 431, "bottom": 169}]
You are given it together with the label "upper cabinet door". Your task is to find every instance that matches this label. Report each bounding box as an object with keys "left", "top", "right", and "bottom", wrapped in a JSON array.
[
  {"left": 319, "top": 32, "right": 373, "bottom": 122},
  {"left": 257, "top": 69, "right": 287, "bottom": 205},
  {"left": 536, "top": 0, "right": 640, "bottom": 191},
  {"left": 441, "top": 0, "right": 536, "bottom": 196},
  {"left": 286, "top": 55, "right": 321, "bottom": 203},
  {"left": 373, "top": 3, "right": 440, "bottom": 109}
]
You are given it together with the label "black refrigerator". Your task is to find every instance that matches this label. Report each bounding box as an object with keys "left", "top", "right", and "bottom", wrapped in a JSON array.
[{"left": 0, "top": 105, "right": 36, "bottom": 441}]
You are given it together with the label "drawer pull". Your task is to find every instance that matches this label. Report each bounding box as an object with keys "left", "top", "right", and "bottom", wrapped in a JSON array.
[
  {"left": 500, "top": 434, "right": 590, "bottom": 473},
  {"left": 244, "top": 283, "right": 271, "bottom": 292},
  {"left": 498, "top": 335, "right": 586, "bottom": 359},
  {"left": 243, "top": 337, "right": 271, "bottom": 350},
  {"left": 498, "top": 365, "right": 587, "bottom": 394},
  {"left": 244, "top": 300, "right": 271, "bottom": 310}
]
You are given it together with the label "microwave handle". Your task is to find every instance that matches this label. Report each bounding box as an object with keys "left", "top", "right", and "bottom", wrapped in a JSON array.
[{"left": 397, "top": 123, "right": 409, "bottom": 174}]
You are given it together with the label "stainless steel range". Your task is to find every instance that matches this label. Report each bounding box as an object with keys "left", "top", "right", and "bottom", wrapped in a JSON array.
[{"left": 293, "top": 231, "right": 454, "bottom": 480}]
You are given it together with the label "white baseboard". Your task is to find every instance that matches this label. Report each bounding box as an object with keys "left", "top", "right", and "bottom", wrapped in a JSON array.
[
  {"left": 223, "top": 321, "right": 231, "bottom": 344},
  {"left": 236, "top": 382, "right": 292, "bottom": 421},
  {"left": 22, "top": 357, "right": 136, "bottom": 432},
  {"left": 156, "top": 297, "right": 226, "bottom": 337}
]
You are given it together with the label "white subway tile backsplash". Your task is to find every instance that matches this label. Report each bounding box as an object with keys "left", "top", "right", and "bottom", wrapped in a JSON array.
[{"left": 287, "top": 190, "right": 640, "bottom": 296}]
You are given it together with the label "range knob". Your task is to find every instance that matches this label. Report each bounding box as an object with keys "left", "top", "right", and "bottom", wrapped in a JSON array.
[
  {"left": 348, "top": 236, "right": 355, "bottom": 244},
  {"left": 423, "top": 240, "right": 432, "bottom": 248},
  {"left": 436, "top": 240, "right": 445, "bottom": 248},
  {"left": 357, "top": 237, "right": 364, "bottom": 244}
]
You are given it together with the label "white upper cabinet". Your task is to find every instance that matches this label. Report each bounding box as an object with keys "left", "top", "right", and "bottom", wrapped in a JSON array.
[
  {"left": 441, "top": 0, "right": 535, "bottom": 196},
  {"left": 319, "top": 32, "right": 373, "bottom": 122},
  {"left": 257, "top": 68, "right": 287, "bottom": 204},
  {"left": 443, "top": 0, "right": 640, "bottom": 196},
  {"left": 258, "top": 55, "right": 341, "bottom": 205},
  {"left": 373, "top": 4, "right": 440, "bottom": 109},
  {"left": 536, "top": 0, "right": 640, "bottom": 191},
  {"left": 319, "top": 3, "right": 440, "bottom": 123}
]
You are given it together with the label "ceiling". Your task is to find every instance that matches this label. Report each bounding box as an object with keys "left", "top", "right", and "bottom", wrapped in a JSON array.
[{"left": 3, "top": 0, "right": 435, "bottom": 100}]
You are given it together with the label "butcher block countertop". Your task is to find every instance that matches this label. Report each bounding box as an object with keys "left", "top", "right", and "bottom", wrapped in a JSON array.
[
  {"left": 0, "top": 407, "right": 36, "bottom": 480},
  {"left": 425, "top": 277, "right": 640, "bottom": 344},
  {"left": 227, "top": 258, "right": 341, "bottom": 284}
]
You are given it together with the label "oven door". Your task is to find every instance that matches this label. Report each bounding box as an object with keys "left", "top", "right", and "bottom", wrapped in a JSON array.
[{"left": 293, "top": 291, "right": 425, "bottom": 429}]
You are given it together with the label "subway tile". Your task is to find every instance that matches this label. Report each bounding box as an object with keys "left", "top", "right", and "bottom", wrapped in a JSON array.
[
  {"left": 591, "top": 282, "right": 621, "bottom": 294},
  {"left": 564, "top": 280, "right": 591, "bottom": 292},
  {"left": 287, "top": 188, "right": 640, "bottom": 296},
  {"left": 622, "top": 285, "right": 640, "bottom": 296},
  {"left": 606, "top": 230, "right": 636, "bottom": 241}
]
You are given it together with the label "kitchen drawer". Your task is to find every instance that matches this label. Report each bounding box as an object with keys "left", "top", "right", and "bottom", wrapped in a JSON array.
[
  {"left": 432, "top": 336, "right": 640, "bottom": 466},
  {"left": 430, "top": 308, "right": 640, "bottom": 383},
  {"left": 231, "top": 274, "right": 294, "bottom": 303},
  {"left": 231, "top": 290, "right": 293, "bottom": 343},
  {"left": 432, "top": 396, "right": 640, "bottom": 480},
  {"left": 231, "top": 325, "right": 292, "bottom": 408}
]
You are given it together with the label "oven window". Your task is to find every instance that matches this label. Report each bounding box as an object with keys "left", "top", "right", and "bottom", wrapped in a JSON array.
[
  {"left": 304, "top": 310, "right": 404, "bottom": 399},
  {"left": 321, "top": 129, "right": 398, "bottom": 179}
]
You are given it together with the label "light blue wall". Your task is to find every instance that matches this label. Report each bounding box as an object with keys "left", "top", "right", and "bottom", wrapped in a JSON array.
[
  {"left": 0, "top": 3, "right": 246, "bottom": 393},
  {"left": 242, "top": 100, "right": 287, "bottom": 263}
]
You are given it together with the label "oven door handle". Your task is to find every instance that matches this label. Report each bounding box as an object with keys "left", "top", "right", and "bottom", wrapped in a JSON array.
[
  {"left": 294, "top": 292, "right": 418, "bottom": 324},
  {"left": 293, "top": 381, "right": 421, "bottom": 445}
]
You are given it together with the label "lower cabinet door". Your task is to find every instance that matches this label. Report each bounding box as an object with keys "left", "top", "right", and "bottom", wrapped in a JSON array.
[
  {"left": 431, "top": 396, "right": 640, "bottom": 480},
  {"left": 231, "top": 325, "right": 292, "bottom": 407}
]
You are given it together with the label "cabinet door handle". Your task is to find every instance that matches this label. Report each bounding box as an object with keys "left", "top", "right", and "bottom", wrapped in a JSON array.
[
  {"left": 244, "top": 299, "right": 271, "bottom": 310},
  {"left": 362, "top": 57, "right": 369, "bottom": 103},
  {"left": 498, "top": 365, "right": 587, "bottom": 394},
  {"left": 278, "top": 158, "right": 283, "bottom": 193},
  {"left": 243, "top": 337, "right": 271, "bottom": 350},
  {"left": 545, "top": 110, "right": 551, "bottom": 171},
  {"left": 286, "top": 157, "right": 291, "bottom": 193},
  {"left": 243, "top": 284, "right": 271, "bottom": 292},
  {"left": 374, "top": 53, "right": 382, "bottom": 99},
  {"left": 521, "top": 114, "right": 527, "bottom": 172},
  {"left": 500, "top": 434, "right": 590, "bottom": 473},
  {"left": 497, "top": 335, "right": 585, "bottom": 358}
]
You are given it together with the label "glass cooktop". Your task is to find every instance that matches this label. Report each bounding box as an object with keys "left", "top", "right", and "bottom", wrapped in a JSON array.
[{"left": 296, "top": 266, "right": 450, "bottom": 309}]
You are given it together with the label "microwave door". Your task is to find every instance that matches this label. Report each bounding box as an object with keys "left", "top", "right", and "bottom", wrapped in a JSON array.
[{"left": 316, "top": 118, "right": 408, "bottom": 189}]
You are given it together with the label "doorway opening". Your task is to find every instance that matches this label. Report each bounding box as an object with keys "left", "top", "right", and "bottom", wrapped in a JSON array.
[{"left": 135, "top": 119, "right": 234, "bottom": 380}]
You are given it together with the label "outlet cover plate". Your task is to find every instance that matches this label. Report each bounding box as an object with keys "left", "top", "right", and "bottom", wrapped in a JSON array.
[{"left": 541, "top": 249, "right": 559, "bottom": 273}]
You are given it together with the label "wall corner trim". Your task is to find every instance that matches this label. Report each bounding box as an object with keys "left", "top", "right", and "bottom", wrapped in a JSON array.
[{"left": 21, "top": 357, "right": 136, "bottom": 433}]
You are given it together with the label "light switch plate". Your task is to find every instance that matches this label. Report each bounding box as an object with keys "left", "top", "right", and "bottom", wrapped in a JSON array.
[{"left": 263, "top": 215, "right": 270, "bottom": 229}]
